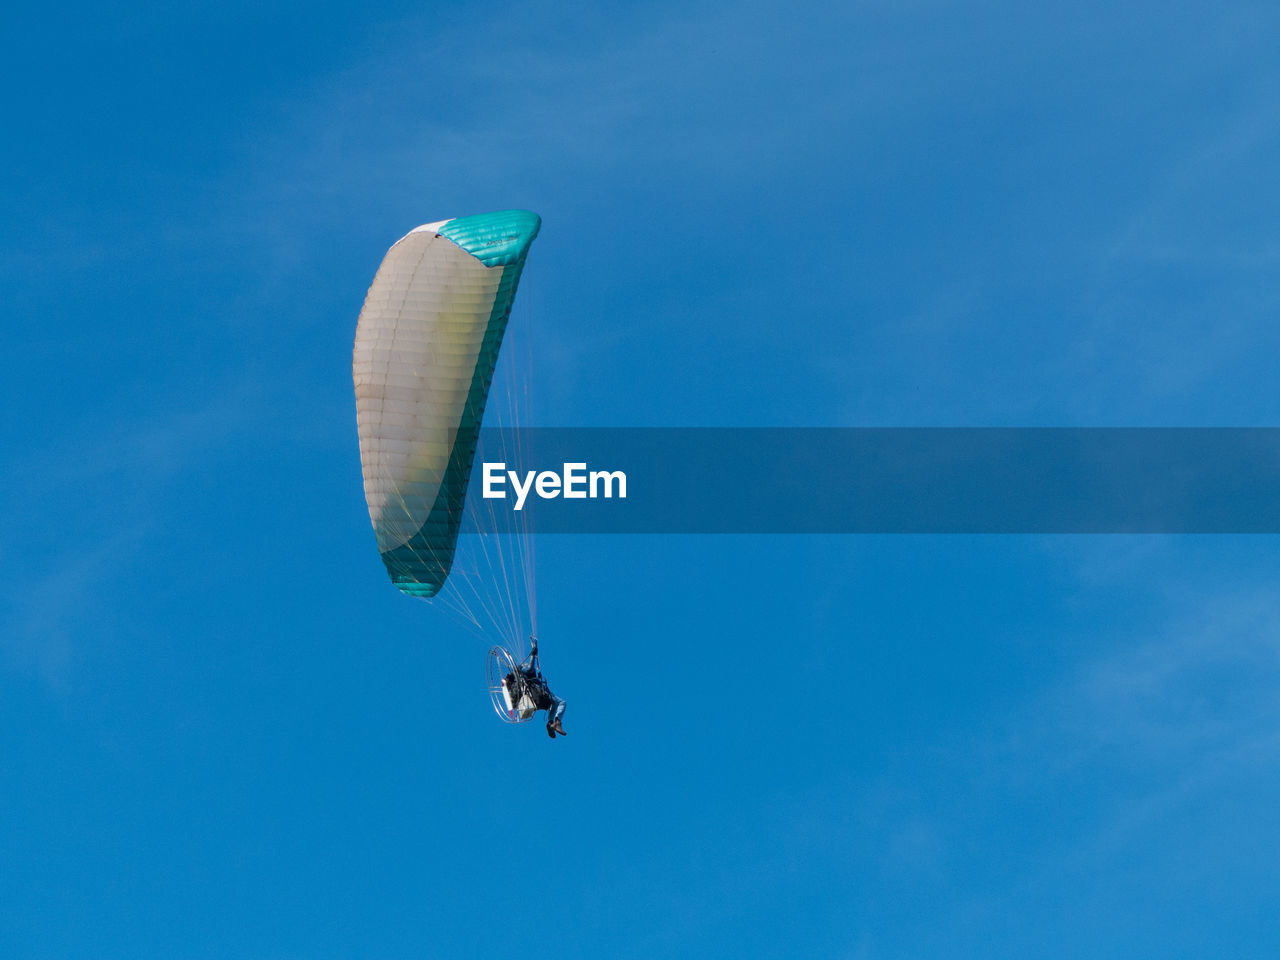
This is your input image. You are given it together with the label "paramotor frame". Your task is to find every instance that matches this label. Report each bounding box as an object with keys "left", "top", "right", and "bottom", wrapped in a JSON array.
[{"left": 486, "top": 645, "right": 536, "bottom": 723}]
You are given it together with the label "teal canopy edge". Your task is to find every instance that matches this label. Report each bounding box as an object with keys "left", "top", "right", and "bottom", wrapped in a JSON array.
[
  {"left": 437, "top": 209, "right": 542, "bottom": 267},
  {"left": 378, "top": 210, "right": 541, "bottom": 598}
]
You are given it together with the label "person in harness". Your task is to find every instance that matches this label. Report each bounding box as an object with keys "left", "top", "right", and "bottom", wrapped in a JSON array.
[{"left": 506, "top": 636, "right": 567, "bottom": 738}]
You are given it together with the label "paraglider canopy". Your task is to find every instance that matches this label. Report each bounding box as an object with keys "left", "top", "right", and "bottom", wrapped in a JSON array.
[{"left": 353, "top": 210, "right": 542, "bottom": 598}]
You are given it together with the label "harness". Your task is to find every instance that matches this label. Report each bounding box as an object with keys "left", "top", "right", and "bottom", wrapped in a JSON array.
[{"left": 511, "top": 656, "right": 553, "bottom": 711}]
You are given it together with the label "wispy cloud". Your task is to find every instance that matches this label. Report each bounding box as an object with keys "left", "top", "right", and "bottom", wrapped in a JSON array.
[{"left": 0, "top": 376, "right": 270, "bottom": 686}]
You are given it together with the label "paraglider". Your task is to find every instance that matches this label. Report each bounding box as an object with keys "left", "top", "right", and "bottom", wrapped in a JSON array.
[
  {"left": 353, "top": 210, "right": 566, "bottom": 734},
  {"left": 488, "top": 637, "right": 567, "bottom": 737}
]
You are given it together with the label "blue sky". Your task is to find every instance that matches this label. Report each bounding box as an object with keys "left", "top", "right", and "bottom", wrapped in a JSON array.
[{"left": 4, "top": 0, "right": 1280, "bottom": 956}]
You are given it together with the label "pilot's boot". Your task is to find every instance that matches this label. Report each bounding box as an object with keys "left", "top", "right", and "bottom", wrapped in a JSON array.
[
  {"left": 553, "top": 719, "right": 566, "bottom": 736},
  {"left": 546, "top": 722, "right": 556, "bottom": 738}
]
